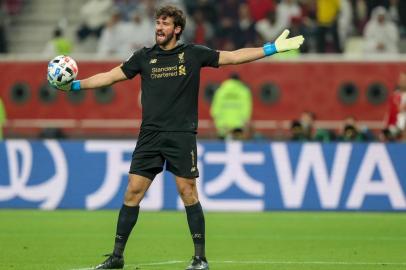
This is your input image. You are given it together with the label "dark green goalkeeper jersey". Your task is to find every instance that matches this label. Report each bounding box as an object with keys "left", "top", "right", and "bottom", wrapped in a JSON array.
[{"left": 121, "top": 43, "right": 220, "bottom": 132}]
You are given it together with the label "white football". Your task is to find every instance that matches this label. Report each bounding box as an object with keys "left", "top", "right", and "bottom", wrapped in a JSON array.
[{"left": 47, "top": 55, "right": 78, "bottom": 87}]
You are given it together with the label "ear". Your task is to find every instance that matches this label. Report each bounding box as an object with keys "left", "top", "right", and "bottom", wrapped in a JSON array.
[{"left": 174, "top": 26, "right": 181, "bottom": 35}]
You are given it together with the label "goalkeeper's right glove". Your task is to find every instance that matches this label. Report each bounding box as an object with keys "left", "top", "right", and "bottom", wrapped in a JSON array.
[
  {"left": 52, "top": 80, "right": 81, "bottom": 92},
  {"left": 56, "top": 82, "right": 72, "bottom": 92},
  {"left": 263, "top": 29, "right": 305, "bottom": 56}
]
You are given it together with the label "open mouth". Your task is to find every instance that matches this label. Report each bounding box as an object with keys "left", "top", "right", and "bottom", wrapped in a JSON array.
[{"left": 156, "top": 32, "right": 165, "bottom": 39}]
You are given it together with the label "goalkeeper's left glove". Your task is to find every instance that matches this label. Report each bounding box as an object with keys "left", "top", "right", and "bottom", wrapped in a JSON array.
[{"left": 263, "top": 29, "right": 305, "bottom": 56}]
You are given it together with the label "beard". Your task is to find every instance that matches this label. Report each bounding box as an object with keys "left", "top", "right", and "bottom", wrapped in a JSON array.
[{"left": 155, "top": 30, "right": 175, "bottom": 47}]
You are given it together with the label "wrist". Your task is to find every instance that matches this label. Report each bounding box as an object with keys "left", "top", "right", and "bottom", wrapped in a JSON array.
[
  {"left": 71, "top": 80, "right": 81, "bottom": 91},
  {"left": 263, "top": 42, "right": 277, "bottom": 56}
]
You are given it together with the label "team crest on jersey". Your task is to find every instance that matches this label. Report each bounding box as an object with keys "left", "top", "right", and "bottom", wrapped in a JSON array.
[
  {"left": 149, "top": 58, "right": 157, "bottom": 64},
  {"left": 178, "top": 65, "right": 186, "bottom": 75},
  {"left": 178, "top": 52, "right": 185, "bottom": 63}
]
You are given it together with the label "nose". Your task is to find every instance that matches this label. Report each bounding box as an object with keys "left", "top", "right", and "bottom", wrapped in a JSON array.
[{"left": 156, "top": 23, "right": 163, "bottom": 31}]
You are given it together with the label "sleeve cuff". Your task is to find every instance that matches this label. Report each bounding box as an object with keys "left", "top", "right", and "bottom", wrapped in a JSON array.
[
  {"left": 263, "top": 43, "right": 277, "bottom": 56},
  {"left": 71, "top": 80, "right": 81, "bottom": 91}
]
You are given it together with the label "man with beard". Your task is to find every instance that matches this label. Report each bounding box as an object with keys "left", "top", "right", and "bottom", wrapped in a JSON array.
[{"left": 55, "top": 5, "right": 304, "bottom": 270}]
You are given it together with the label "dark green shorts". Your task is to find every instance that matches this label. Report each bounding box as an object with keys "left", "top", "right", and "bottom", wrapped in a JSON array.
[{"left": 130, "top": 130, "right": 199, "bottom": 180}]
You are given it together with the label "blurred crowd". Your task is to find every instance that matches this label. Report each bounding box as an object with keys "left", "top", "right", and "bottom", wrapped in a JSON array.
[
  {"left": 77, "top": 0, "right": 406, "bottom": 57},
  {"left": 286, "top": 113, "right": 392, "bottom": 143},
  {"left": 0, "top": 0, "right": 23, "bottom": 53},
  {"left": 2, "top": 0, "right": 406, "bottom": 57},
  {"left": 216, "top": 110, "right": 406, "bottom": 143}
]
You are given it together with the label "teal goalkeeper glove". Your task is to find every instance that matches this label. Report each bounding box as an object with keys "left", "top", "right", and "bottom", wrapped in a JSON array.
[{"left": 263, "top": 29, "right": 305, "bottom": 56}]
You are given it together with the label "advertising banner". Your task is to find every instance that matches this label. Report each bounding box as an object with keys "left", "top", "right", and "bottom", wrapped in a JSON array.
[{"left": 0, "top": 140, "right": 405, "bottom": 211}]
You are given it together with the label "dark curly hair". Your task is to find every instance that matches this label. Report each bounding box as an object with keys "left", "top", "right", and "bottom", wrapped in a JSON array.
[{"left": 155, "top": 5, "right": 186, "bottom": 40}]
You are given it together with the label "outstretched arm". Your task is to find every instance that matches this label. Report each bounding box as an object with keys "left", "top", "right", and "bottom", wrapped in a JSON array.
[
  {"left": 58, "top": 65, "right": 128, "bottom": 91},
  {"left": 79, "top": 65, "right": 128, "bottom": 89},
  {"left": 218, "top": 29, "right": 304, "bottom": 66}
]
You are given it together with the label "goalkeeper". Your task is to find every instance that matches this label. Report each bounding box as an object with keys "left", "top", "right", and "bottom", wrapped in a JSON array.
[{"left": 55, "top": 5, "right": 304, "bottom": 270}]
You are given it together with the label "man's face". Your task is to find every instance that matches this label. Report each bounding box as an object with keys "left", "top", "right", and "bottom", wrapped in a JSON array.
[{"left": 155, "top": 16, "right": 178, "bottom": 46}]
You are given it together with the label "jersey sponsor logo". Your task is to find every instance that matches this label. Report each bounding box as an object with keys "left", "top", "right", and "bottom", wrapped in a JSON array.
[
  {"left": 149, "top": 58, "right": 157, "bottom": 64},
  {"left": 150, "top": 64, "right": 187, "bottom": 79},
  {"left": 150, "top": 65, "right": 178, "bottom": 79}
]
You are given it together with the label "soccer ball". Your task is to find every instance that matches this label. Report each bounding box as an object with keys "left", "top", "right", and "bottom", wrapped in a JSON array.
[{"left": 47, "top": 55, "right": 78, "bottom": 88}]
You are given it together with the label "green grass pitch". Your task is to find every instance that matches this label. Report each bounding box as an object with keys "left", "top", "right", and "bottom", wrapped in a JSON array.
[{"left": 0, "top": 210, "right": 405, "bottom": 270}]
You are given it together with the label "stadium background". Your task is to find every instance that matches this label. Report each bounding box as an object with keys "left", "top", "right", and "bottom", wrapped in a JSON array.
[{"left": 0, "top": 0, "right": 406, "bottom": 270}]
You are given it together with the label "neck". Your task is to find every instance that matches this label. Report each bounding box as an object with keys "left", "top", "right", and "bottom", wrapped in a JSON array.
[{"left": 159, "top": 38, "right": 178, "bottom": 50}]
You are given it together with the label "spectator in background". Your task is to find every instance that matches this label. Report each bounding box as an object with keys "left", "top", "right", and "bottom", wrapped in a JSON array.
[
  {"left": 388, "top": 0, "right": 399, "bottom": 24},
  {"left": 0, "top": 2, "right": 8, "bottom": 53},
  {"left": 289, "top": 111, "right": 316, "bottom": 141},
  {"left": 398, "top": 0, "right": 406, "bottom": 34},
  {"left": 255, "top": 10, "right": 284, "bottom": 42},
  {"left": 216, "top": 0, "right": 241, "bottom": 49},
  {"left": 384, "top": 72, "right": 406, "bottom": 132},
  {"left": 379, "top": 126, "right": 400, "bottom": 142},
  {"left": 114, "top": 0, "right": 139, "bottom": 21},
  {"left": 360, "top": 125, "right": 376, "bottom": 141},
  {"left": 0, "top": 96, "right": 6, "bottom": 140},
  {"left": 191, "top": 9, "right": 214, "bottom": 46},
  {"left": 352, "top": 0, "right": 368, "bottom": 35},
  {"left": 289, "top": 120, "right": 307, "bottom": 141},
  {"left": 363, "top": 6, "right": 399, "bottom": 54},
  {"left": 338, "top": 0, "right": 352, "bottom": 51},
  {"left": 76, "top": 0, "right": 113, "bottom": 41},
  {"left": 315, "top": 0, "right": 342, "bottom": 53},
  {"left": 43, "top": 27, "right": 73, "bottom": 57},
  {"left": 235, "top": 3, "right": 258, "bottom": 48},
  {"left": 184, "top": 0, "right": 217, "bottom": 25},
  {"left": 339, "top": 116, "right": 364, "bottom": 141},
  {"left": 340, "top": 124, "right": 361, "bottom": 141},
  {"left": 125, "top": 11, "right": 154, "bottom": 49},
  {"left": 300, "top": 111, "right": 315, "bottom": 140},
  {"left": 98, "top": 10, "right": 154, "bottom": 59},
  {"left": 276, "top": 0, "right": 302, "bottom": 30},
  {"left": 300, "top": 0, "right": 318, "bottom": 52},
  {"left": 210, "top": 73, "right": 253, "bottom": 140},
  {"left": 246, "top": 0, "right": 275, "bottom": 22},
  {"left": 288, "top": 16, "right": 310, "bottom": 54},
  {"left": 366, "top": 0, "right": 390, "bottom": 17},
  {"left": 97, "top": 11, "right": 123, "bottom": 56},
  {"left": 397, "top": 80, "right": 406, "bottom": 140},
  {"left": 314, "top": 128, "right": 336, "bottom": 142}
]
